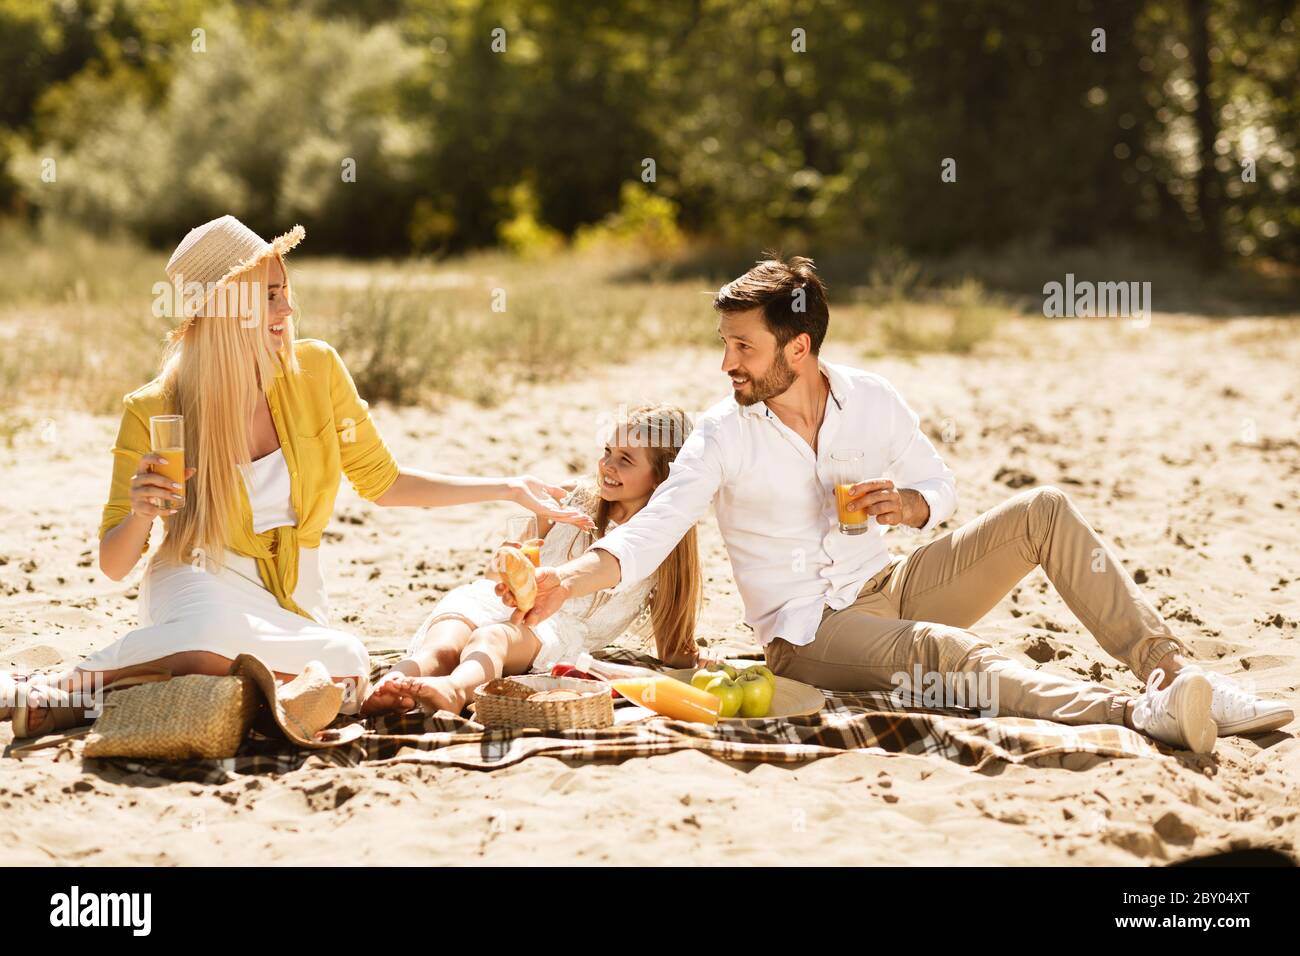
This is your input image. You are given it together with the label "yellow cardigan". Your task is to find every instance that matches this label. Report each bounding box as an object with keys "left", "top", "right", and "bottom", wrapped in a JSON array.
[{"left": 98, "top": 338, "right": 401, "bottom": 620}]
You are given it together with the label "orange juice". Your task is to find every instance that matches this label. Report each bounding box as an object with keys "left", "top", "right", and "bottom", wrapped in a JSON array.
[
  {"left": 610, "top": 676, "right": 722, "bottom": 725},
  {"left": 152, "top": 446, "right": 186, "bottom": 509},
  {"left": 835, "top": 483, "right": 867, "bottom": 531},
  {"left": 520, "top": 537, "right": 543, "bottom": 567}
]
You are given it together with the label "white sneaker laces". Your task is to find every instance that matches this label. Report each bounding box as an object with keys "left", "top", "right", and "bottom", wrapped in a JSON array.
[{"left": 1131, "top": 667, "right": 1169, "bottom": 729}]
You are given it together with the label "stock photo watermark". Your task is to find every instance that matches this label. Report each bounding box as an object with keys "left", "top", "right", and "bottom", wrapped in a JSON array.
[
  {"left": 1042, "top": 274, "right": 1152, "bottom": 327},
  {"left": 890, "top": 665, "right": 1000, "bottom": 716}
]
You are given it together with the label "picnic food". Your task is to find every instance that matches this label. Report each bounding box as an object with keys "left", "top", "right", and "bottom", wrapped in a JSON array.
[
  {"left": 528, "top": 689, "right": 583, "bottom": 702},
  {"left": 550, "top": 663, "right": 598, "bottom": 681},
  {"left": 703, "top": 675, "right": 744, "bottom": 717},
  {"left": 480, "top": 677, "right": 536, "bottom": 700},
  {"left": 690, "top": 664, "right": 776, "bottom": 718},
  {"left": 700, "top": 661, "right": 738, "bottom": 680},
  {"left": 736, "top": 670, "right": 776, "bottom": 718},
  {"left": 485, "top": 545, "right": 537, "bottom": 614},
  {"left": 690, "top": 669, "right": 720, "bottom": 691},
  {"left": 574, "top": 653, "right": 721, "bottom": 725}
]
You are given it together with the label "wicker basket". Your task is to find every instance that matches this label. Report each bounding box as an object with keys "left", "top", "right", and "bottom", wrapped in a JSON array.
[{"left": 473, "top": 674, "right": 614, "bottom": 730}]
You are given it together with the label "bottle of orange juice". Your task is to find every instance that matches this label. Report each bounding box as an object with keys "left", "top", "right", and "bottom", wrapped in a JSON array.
[{"left": 574, "top": 653, "right": 721, "bottom": 725}]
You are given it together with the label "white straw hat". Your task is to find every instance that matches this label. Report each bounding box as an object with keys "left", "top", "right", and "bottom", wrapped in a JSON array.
[
  {"left": 164, "top": 215, "right": 304, "bottom": 327},
  {"left": 166, "top": 214, "right": 304, "bottom": 288}
]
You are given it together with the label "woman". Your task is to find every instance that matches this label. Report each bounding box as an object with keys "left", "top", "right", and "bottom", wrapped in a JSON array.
[
  {"left": 3, "top": 215, "right": 593, "bottom": 737},
  {"left": 363, "top": 403, "right": 703, "bottom": 716}
]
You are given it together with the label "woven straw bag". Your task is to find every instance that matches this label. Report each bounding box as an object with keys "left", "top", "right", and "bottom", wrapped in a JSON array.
[{"left": 84, "top": 673, "right": 260, "bottom": 761}]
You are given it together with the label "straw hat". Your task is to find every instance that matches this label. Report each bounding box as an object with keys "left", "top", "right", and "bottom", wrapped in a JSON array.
[
  {"left": 82, "top": 654, "right": 362, "bottom": 761},
  {"left": 231, "top": 654, "right": 365, "bottom": 750},
  {"left": 163, "top": 214, "right": 305, "bottom": 329}
]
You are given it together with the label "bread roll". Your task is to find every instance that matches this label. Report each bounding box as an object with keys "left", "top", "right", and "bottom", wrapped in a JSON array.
[
  {"left": 528, "top": 689, "right": 582, "bottom": 702},
  {"left": 486, "top": 545, "right": 537, "bottom": 615}
]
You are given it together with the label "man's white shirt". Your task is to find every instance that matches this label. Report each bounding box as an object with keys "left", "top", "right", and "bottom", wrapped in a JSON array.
[{"left": 589, "top": 359, "right": 957, "bottom": 648}]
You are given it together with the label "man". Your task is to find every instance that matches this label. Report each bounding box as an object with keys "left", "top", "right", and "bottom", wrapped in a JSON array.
[{"left": 501, "top": 255, "right": 1292, "bottom": 753}]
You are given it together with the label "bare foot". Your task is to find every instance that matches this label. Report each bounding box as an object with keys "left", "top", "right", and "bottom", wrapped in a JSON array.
[
  {"left": 386, "top": 676, "right": 469, "bottom": 716},
  {"left": 360, "top": 672, "right": 415, "bottom": 716}
]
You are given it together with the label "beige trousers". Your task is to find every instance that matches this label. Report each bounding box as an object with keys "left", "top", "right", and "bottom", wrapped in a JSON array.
[{"left": 764, "top": 486, "right": 1191, "bottom": 726}]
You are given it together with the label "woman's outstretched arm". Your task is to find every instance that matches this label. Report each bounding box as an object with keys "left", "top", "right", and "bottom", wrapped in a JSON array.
[{"left": 373, "top": 468, "right": 594, "bottom": 529}]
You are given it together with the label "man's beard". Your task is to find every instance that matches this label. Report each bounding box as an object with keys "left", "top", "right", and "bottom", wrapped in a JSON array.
[{"left": 733, "top": 349, "right": 798, "bottom": 406}]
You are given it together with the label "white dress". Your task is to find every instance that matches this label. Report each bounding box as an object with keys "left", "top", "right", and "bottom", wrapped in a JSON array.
[
  {"left": 409, "top": 515, "right": 657, "bottom": 673},
  {"left": 77, "top": 447, "right": 370, "bottom": 713}
]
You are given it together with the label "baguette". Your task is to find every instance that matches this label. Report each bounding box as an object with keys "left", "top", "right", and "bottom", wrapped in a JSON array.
[{"left": 486, "top": 545, "right": 537, "bottom": 615}]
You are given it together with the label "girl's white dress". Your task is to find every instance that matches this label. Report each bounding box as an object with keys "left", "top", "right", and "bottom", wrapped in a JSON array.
[
  {"left": 77, "top": 447, "right": 370, "bottom": 712},
  {"left": 409, "top": 515, "right": 656, "bottom": 672}
]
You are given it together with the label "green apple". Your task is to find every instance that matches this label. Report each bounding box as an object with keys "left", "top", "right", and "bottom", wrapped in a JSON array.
[
  {"left": 703, "top": 675, "right": 744, "bottom": 718},
  {"left": 741, "top": 664, "right": 777, "bottom": 689},
  {"left": 736, "top": 671, "right": 775, "bottom": 718},
  {"left": 690, "top": 669, "right": 718, "bottom": 692},
  {"left": 703, "top": 661, "right": 739, "bottom": 680}
]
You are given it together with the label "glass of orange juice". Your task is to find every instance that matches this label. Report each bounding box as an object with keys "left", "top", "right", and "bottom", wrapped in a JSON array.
[
  {"left": 830, "top": 449, "right": 870, "bottom": 535},
  {"left": 506, "top": 515, "right": 543, "bottom": 566},
  {"left": 149, "top": 414, "right": 186, "bottom": 512}
]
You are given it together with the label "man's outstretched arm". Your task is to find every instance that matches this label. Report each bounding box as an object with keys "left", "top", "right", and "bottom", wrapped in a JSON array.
[{"left": 498, "top": 548, "right": 624, "bottom": 627}]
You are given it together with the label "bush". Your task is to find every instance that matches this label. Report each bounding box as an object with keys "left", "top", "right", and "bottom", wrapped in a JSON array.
[{"left": 574, "top": 182, "right": 684, "bottom": 255}]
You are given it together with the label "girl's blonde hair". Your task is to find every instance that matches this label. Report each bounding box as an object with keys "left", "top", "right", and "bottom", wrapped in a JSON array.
[
  {"left": 154, "top": 254, "right": 301, "bottom": 571},
  {"left": 561, "top": 403, "right": 703, "bottom": 664}
]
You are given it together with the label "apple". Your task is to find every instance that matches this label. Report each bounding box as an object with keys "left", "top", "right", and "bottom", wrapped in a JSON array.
[
  {"left": 736, "top": 671, "right": 775, "bottom": 718},
  {"left": 703, "top": 675, "right": 744, "bottom": 718},
  {"left": 702, "top": 661, "right": 738, "bottom": 681},
  {"left": 690, "top": 669, "right": 719, "bottom": 692},
  {"left": 741, "top": 664, "right": 776, "bottom": 689}
]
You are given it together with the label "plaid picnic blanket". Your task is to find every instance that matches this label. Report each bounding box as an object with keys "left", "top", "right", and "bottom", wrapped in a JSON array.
[{"left": 28, "top": 648, "right": 1163, "bottom": 784}]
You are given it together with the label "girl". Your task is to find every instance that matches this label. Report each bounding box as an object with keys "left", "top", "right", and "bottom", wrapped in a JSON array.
[
  {"left": 362, "top": 403, "right": 703, "bottom": 716},
  {"left": 2, "top": 214, "right": 592, "bottom": 737}
]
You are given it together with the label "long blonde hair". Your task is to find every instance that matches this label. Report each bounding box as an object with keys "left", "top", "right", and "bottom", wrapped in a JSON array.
[
  {"left": 562, "top": 403, "right": 703, "bottom": 664},
  {"left": 154, "top": 255, "right": 301, "bottom": 570}
]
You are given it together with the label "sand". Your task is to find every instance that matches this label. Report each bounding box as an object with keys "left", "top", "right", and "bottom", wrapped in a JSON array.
[{"left": 2, "top": 313, "right": 1298, "bottom": 865}]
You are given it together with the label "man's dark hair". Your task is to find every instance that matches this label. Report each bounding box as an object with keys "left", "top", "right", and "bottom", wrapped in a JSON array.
[{"left": 712, "top": 252, "right": 829, "bottom": 354}]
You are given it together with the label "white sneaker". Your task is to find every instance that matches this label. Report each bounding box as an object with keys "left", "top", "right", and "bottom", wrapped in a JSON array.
[
  {"left": 1187, "top": 667, "right": 1295, "bottom": 736},
  {"left": 1129, "top": 668, "right": 1217, "bottom": 754}
]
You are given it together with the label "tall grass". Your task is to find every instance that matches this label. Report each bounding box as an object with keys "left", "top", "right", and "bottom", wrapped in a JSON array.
[
  {"left": 7, "top": 222, "right": 1169, "bottom": 427},
  {"left": 0, "top": 228, "right": 726, "bottom": 417}
]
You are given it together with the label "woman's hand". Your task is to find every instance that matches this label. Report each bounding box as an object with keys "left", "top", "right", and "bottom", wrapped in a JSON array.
[
  {"left": 128, "top": 453, "right": 196, "bottom": 518},
  {"left": 507, "top": 475, "right": 595, "bottom": 531}
]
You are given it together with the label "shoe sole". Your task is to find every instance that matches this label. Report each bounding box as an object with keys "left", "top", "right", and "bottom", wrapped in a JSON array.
[
  {"left": 1170, "top": 672, "right": 1217, "bottom": 753},
  {"left": 1217, "top": 706, "right": 1295, "bottom": 736}
]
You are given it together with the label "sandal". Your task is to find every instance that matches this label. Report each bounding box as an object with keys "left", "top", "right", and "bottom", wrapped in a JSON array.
[
  {"left": 2, "top": 671, "right": 51, "bottom": 723},
  {"left": 11, "top": 684, "right": 84, "bottom": 739},
  {"left": 10, "top": 668, "right": 172, "bottom": 740}
]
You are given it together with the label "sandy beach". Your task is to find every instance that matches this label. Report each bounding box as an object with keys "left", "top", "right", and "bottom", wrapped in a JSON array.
[{"left": 2, "top": 313, "right": 1298, "bottom": 866}]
